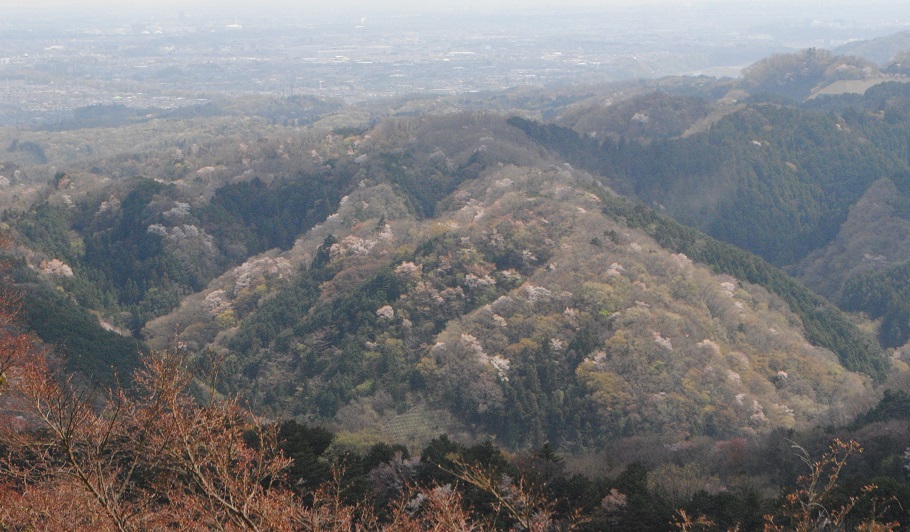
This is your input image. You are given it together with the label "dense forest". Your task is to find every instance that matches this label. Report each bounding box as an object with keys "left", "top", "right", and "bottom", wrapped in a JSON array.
[
  {"left": 7, "top": 44, "right": 910, "bottom": 528},
  {"left": 508, "top": 96, "right": 910, "bottom": 267},
  {"left": 1, "top": 339, "right": 908, "bottom": 530},
  {"left": 9, "top": 167, "right": 355, "bottom": 333}
]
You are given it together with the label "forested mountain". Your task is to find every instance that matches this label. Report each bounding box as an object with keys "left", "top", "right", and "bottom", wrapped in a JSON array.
[
  {"left": 10, "top": 167, "right": 355, "bottom": 332},
  {"left": 739, "top": 48, "right": 883, "bottom": 102},
  {"left": 505, "top": 79, "right": 910, "bottom": 351},
  {"left": 9, "top": 40, "right": 910, "bottom": 528},
  {"left": 9, "top": 40, "right": 910, "bottom": 442},
  {"left": 837, "top": 30, "right": 910, "bottom": 68},
  {"left": 122, "top": 112, "right": 883, "bottom": 452},
  {"left": 0, "top": 94, "right": 889, "bottom": 453},
  {"left": 791, "top": 177, "right": 910, "bottom": 294},
  {"left": 509, "top": 96, "right": 910, "bottom": 266}
]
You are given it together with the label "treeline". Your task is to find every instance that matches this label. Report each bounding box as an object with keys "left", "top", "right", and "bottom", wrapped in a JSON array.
[
  {"left": 224, "top": 225, "right": 589, "bottom": 446},
  {"left": 36, "top": 95, "right": 343, "bottom": 132},
  {"left": 9, "top": 116, "right": 498, "bottom": 335},
  {"left": 226, "top": 232, "right": 526, "bottom": 426},
  {"left": 19, "top": 284, "right": 144, "bottom": 383},
  {"left": 201, "top": 175, "right": 349, "bottom": 259},
  {"left": 803, "top": 81, "right": 910, "bottom": 114}
]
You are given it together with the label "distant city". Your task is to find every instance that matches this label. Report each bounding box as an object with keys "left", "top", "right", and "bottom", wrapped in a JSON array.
[{"left": 2, "top": 2, "right": 910, "bottom": 125}]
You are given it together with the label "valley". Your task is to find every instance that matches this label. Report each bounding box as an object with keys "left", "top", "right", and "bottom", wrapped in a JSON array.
[{"left": 5, "top": 3, "right": 910, "bottom": 528}]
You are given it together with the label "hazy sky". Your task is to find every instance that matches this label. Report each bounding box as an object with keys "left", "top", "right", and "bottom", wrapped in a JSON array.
[
  {"left": 4, "top": 0, "right": 907, "bottom": 16},
  {"left": 3, "top": 0, "right": 908, "bottom": 29},
  {"left": 7, "top": 0, "right": 597, "bottom": 10},
  {"left": 10, "top": 0, "right": 626, "bottom": 7},
  {"left": 0, "top": 0, "right": 820, "bottom": 13}
]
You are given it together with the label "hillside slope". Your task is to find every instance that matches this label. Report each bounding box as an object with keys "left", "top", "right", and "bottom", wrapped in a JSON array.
[
  {"left": 791, "top": 177, "right": 910, "bottom": 300},
  {"left": 139, "top": 114, "right": 881, "bottom": 451},
  {"left": 509, "top": 104, "right": 908, "bottom": 267},
  {"left": 3, "top": 90, "right": 891, "bottom": 452}
]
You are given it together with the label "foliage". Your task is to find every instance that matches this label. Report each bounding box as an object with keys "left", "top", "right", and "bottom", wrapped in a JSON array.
[
  {"left": 510, "top": 104, "right": 907, "bottom": 267},
  {"left": 851, "top": 390, "right": 910, "bottom": 427},
  {"left": 0, "top": 335, "right": 298, "bottom": 529},
  {"left": 764, "top": 439, "right": 899, "bottom": 531},
  {"left": 200, "top": 174, "right": 352, "bottom": 260},
  {"left": 599, "top": 194, "right": 887, "bottom": 380},
  {"left": 0, "top": 275, "right": 905, "bottom": 531},
  {"left": 0, "top": 331, "right": 575, "bottom": 530},
  {"left": 17, "top": 281, "right": 143, "bottom": 384},
  {"left": 5, "top": 91, "right": 905, "bottom": 498},
  {"left": 556, "top": 91, "right": 711, "bottom": 140},
  {"left": 11, "top": 163, "right": 356, "bottom": 331},
  {"left": 841, "top": 259, "right": 910, "bottom": 348},
  {"left": 0, "top": 264, "right": 37, "bottom": 398},
  {"left": 740, "top": 49, "right": 880, "bottom": 102},
  {"left": 212, "top": 158, "right": 877, "bottom": 451}
]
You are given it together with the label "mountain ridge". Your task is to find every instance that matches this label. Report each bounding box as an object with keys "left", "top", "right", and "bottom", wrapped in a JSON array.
[
  {"left": 124, "top": 114, "right": 882, "bottom": 451},
  {"left": 8, "top": 47, "right": 910, "bottom": 452}
]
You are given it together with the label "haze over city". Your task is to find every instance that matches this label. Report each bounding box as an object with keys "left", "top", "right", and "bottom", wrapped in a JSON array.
[
  {"left": 5, "top": 0, "right": 910, "bottom": 17},
  {"left": 0, "top": 0, "right": 908, "bottom": 127}
]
